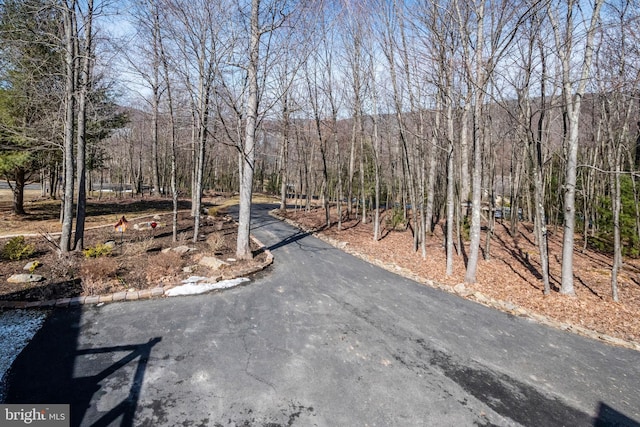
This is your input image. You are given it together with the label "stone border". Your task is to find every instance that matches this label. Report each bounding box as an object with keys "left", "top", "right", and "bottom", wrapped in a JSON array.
[
  {"left": 269, "top": 209, "right": 640, "bottom": 352},
  {"left": 0, "top": 235, "right": 273, "bottom": 309}
]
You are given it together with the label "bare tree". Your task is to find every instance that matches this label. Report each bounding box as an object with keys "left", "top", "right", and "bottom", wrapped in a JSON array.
[
  {"left": 548, "top": 0, "right": 603, "bottom": 295},
  {"left": 73, "top": 0, "right": 94, "bottom": 251},
  {"left": 59, "top": 0, "right": 77, "bottom": 253},
  {"left": 456, "top": 0, "right": 527, "bottom": 284},
  {"left": 236, "top": 0, "right": 261, "bottom": 259}
]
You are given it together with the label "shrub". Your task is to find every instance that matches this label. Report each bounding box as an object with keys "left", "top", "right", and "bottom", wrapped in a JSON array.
[
  {"left": 386, "top": 206, "right": 405, "bottom": 231},
  {"left": 50, "top": 254, "right": 79, "bottom": 280},
  {"left": 2, "top": 236, "right": 35, "bottom": 260},
  {"left": 460, "top": 216, "right": 471, "bottom": 241},
  {"left": 83, "top": 243, "right": 113, "bottom": 258},
  {"left": 123, "top": 238, "right": 155, "bottom": 256},
  {"left": 79, "top": 257, "right": 120, "bottom": 295},
  {"left": 206, "top": 232, "right": 226, "bottom": 253},
  {"left": 145, "top": 251, "right": 185, "bottom": 284}
]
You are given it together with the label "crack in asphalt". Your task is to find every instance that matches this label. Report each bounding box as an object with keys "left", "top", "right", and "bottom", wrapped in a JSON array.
[{"left": 241, "top": 334, "right": 278, "bottom": 394}]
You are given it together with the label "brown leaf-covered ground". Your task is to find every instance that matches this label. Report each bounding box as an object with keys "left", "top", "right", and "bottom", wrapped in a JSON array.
[
  {"left": 281, "top": 205, "right": 640, "bottom": 346},
  {"left": 0, "top": 195, "right": 267, "bottom": 302}
]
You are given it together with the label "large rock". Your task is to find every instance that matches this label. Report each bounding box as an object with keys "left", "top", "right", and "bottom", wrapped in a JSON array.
[
  {"left": 8, "top": 274, "right": 44, "bottom": 284},
  {"left": 199, "top": 256, "right": 229, "bottom": 270},
  {"left": 168, "top": 245, "right": 196, "bottom": 255},
  {"left": 134, "top": 222, "right": 153, "bottom": 231},
  {"left": 23, "top": 261, "right": 40, "bottom": 271}
]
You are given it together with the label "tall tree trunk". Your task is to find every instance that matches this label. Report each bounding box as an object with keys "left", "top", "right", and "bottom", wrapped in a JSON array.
[
  {"left": 550, "top": 0, "right": 603, "bottom": 295},
  {"left": 464, "top": 0, "right": 486, "bottom": 284},
  {"left": 446, "top": 86, "right": 455, "bottom": 276},
  {"left": 532, "top": 47, "right": 551, "bottom": 294},
  {"left": 371, "top": 80, "right": 381, "bottom": 241},
  {"left": 151, "top": 79, "right": 161, "bottom": 196},
  {"left": 74, "top": 0, "right": 93, "bottom": 251},
  {"left": 156, "top": 3, "right": 178, "bottom": 242},
  {"left": 611, "top": 145, "right": 621, "bottom": 302},
  {"left": 279, "top": 94, "right": 290, "bottom": 211},
  {"left": 192, "top": 83, "right": 209, "bottom": 243},
  {"left": 236, "top": 0, "right": 260, "bottom": 259},
  {"left": 59, "top": 0, "right": 76, "bottom": 254}
]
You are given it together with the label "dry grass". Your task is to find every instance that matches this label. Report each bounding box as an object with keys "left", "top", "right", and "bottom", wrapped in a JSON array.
[
  {"left": 206, "top": 232, "right": 226, "bottom": 253},
  {"left": 79, "top": 256, "right": 120, "bottom": 296},
  {"left": 122, "top": 237, "right": 156, "bottom": 256},
  {"left": 144, "top": 251, "right": 185, "bottom": 284}
]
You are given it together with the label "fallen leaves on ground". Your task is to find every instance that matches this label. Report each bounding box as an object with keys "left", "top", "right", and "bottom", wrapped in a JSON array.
[{"left": 282, "top": 205, "right": 640, "bottom": 346}]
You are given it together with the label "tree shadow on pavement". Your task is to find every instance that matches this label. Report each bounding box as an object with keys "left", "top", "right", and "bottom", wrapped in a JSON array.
[
  {"left": 594, "top": 402, "right": 640, "bottom": 427},
  {"left": 267, "top": 231, "right": 312, "bottom": 252},
  {"left": 4, "top": 307, "right": 161, "bottom": 427}
]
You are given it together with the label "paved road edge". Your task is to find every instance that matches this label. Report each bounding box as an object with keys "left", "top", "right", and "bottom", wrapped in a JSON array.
[{"left": 268, "top": 208, "right": 640, "bottom": 352}]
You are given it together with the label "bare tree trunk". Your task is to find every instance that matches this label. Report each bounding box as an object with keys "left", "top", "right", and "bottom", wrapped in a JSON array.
[
  {"left": 367, "top": 50, "right": 381, "bottom": 240},
  {"left": 359, "top": 127, "right": 366, "bottom": 224},
  {"left": 347, "top": 121, "right": 356, "bottom": 217},
  {"left": 59, "top": 0, "right": 76, "bottom": 254},
  {"left": 446, "top": 87, "right": 455, "bottom": 276},
  {"left": 331, "top": 107, "right": 343, "bottom": 231},
  {"left": 11, "top": 169, "right": 26, "bottom": 215},
  {"left": 151, "top": 68, "right": 161, "bottom": 196},
  {"left": 464, "top": 0, "right": 486, "bottom": 283},
  {"left": 425, "top": 104, "right": 441, "bottom": 236},
  {"left": 192, "top": 85, "right": 209, "bottom": 243},
  {"left": 548, "top": 0, "right": 603, "bottom": 295},
  {"left": 611, "top": 144, "right": 621, "bottom": 302},
  {"left": 156, "top": 2, "right": 178, "bottom": 242},
  {"left": 533, "top": 49, "right": 551, "bottom": 293},
  {"left": 74, "top": 0, "right": 93, "bottom": 252},
  {"left": 279, "top": 93, "right": 290, "bottom": 211},
  {"left": 236, "top": 0, "right": 260, "bottom": 259},
  {"left": 459, "top": 92, "right": 471, "bottom": 205}
]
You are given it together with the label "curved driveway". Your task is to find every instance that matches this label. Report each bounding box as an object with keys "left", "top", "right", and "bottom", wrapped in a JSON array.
[{"left": 5, "top": 204, "right": 640, "bottom": 426}]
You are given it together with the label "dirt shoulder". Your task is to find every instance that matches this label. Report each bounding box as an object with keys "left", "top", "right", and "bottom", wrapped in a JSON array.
[{"left": 275, "top": 205, "right": 640, "bottom": 351}]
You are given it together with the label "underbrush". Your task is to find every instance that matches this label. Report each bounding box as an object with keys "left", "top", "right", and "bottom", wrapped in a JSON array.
[{"left": 79, "top": 257, "right": 120, "bottom": 295}]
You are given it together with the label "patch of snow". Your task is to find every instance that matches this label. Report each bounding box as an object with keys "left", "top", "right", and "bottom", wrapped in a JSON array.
[
  {"left": 0, "top": 309, "right": 48, "bottom": 402},
  {"left": 166, "top": 277, "right": 250, "bottom": 297},
  {"left": 180, "top": 276, "right": 210, "bottom": 284}
]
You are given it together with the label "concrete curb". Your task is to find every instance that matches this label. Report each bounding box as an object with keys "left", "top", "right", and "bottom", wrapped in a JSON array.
[
  {"left": 269, "top": 209, "right": 640, "bottom": 352},
  {"left": 0, "top": 235, "right": 274, "bottom": 309}
]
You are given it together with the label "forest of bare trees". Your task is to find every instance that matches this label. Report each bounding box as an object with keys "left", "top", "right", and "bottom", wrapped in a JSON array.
[{"left": 1, "top": 0, "right": 639, "bottom": 300}]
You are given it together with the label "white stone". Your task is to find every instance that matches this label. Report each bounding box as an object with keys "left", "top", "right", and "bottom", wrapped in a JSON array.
[
  {"left": 172, "top": 245, "right": 195, "bottom": 255},
  {"left": 134, "top": 222, "right": 153, "bottom": 231},
  {"left": 23, "top": 261, "right": 40, "bottom": 271},
  {"left": 8, "top": 274, "right": 44, "bottom": 284},
  {"left": 199, "top": 256, "right": 229, "bottom": 270}
]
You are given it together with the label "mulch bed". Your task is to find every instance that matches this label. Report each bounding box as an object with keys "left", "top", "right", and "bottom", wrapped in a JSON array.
[{"left": 0, "top": 210, "right": 266, "bottom": 302}]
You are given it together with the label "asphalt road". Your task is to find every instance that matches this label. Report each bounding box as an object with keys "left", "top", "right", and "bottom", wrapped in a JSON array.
[{"left": 4, "top": 204, "right": 640, "bottom": 426}]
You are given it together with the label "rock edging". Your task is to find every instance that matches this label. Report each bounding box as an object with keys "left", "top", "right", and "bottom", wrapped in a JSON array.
[
  {"left": 268, "top": 209, "right": 640, "bottom": 352},
  {"left": 0, "top": 235, "right": 273, "bottom": 310}
]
